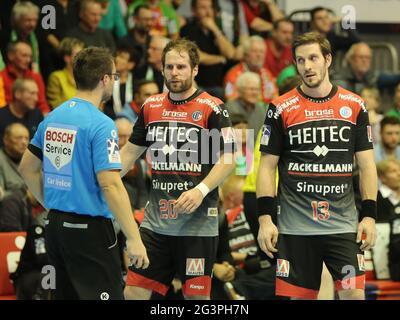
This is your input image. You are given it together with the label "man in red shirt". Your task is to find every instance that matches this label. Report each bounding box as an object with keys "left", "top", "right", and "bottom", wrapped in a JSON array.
[
  {"left": 224, "top": 36, "right": 277, "bottom": 104},
  {"left": 264, "top": 18, "right": 294, "bottom": 78},
  {"left": 0, "top": 41, "right": 50, "bottom": 114}
]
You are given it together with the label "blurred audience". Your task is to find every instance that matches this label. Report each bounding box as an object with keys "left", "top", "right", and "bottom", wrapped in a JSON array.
[
  {"left": 226, "top": 71, "right": 267, "bottom": 139},
  {"left": 0, "top": 123, "right": 31, "bottom": 232},
  {"left": 46, "top": 38, "right": 84, "bottom": 109},
  {"left": 360, "top": 86, "right": 383, "bottom": 144},
  {"left": 334, "top": 42, "right": 400, "bottom": 94},
  {"left": 180, "top": 0, "right": 236, "bottom": 99},
  {"left": 118, "top": 4, "right": 153, "bottom": 70},
  {"left": 374, "top": 116, "right": 400, "bottom": 162},
  {"left": 67, "top": 0, "right": 116, "bottom": 52},
  {"left": 127, "top": 0, "right": 180, "bottom": 40},
  {"left": 224, "top": 36, "right": 277, "bottom": 103},
  {"left": 240, "top": 0, "right": 284, "bottom": 36},
  {"left": 377, "top": 159, "right": 400, "bottom": 223},
  {"left": 264, "top": 18, "right": 294, "bottom": 78},
  {"left": 310, "top": 6, "right": 360, "bottom": 54},
  {"left": 134, "top": 35, "right": 170, "bottom": 92},
  {"left": 98, "top": 0, "right": 128, "bottom": 39},
  {"left": 0, "top": 41, "right": 50, "bottom": 114},
  {"left": 386, "top": 83, "right": 400, "bottom": 120},
  {"left": 0, "top": 78, "right": 43, "bottom": 147}
]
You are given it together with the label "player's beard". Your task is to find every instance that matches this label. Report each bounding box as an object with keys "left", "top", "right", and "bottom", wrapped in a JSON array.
[
  {"left": 165, "top": 77, "right": 193, "bottom": 93},
  {"left": 301, "top": 66, "right": 327, "bottom": 89}
]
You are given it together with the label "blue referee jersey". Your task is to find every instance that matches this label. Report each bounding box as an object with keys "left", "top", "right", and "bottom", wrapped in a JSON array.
[{"left": 30, "top": 98, "right": 122, "bottom": 218}]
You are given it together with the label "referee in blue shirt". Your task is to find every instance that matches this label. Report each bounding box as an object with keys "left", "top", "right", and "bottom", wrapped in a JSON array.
[{"left": 18, "top": 47, "right": 149, "bottom": 300}]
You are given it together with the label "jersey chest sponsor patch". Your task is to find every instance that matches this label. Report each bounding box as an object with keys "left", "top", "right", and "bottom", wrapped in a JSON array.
[{"left": 43, "top": 124, "right": 78, "bottom": 191}]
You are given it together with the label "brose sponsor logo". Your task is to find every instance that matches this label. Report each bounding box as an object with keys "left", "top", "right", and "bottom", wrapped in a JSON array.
[
  {"left": 152, "top": 179, "right": 193, "bottom": 192},
  {"left": 288, "top": 162, "right": 353, "bottom": 173},
  {"left": 162, "top": 110, "right": 188, "bottom": 118},
  {"left": 304, "top": 109, "right": 334, "bottom": 119},
  {"left": 289, "top": 126, "right": 350, "bottom": 145},
  {"left": 296, "top": 182, "right": 349, "bottom": 196}
]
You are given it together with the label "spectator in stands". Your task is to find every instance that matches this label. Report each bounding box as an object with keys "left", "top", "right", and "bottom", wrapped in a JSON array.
[
  {"left": 264, "top": 18, "right": 294, "bottom": 78},
  {"left": 0, "top": 1, "right": 41, "bottom": 73},
  {"left": 46, "top": 38, "right": 84, "bottom": 109},
  {"left": 0, "top": 79, "right": 43, "bottom": 148},
  {"left": 360, "top": 87, "right": 383, "bottom": 144},
  {"left": 103, "top": 46, "right": 140, "bottom": 119},
  {"left": 134, "top": 36, "right": 170, "bottom": 92},
  {"left": 117, "top": 79, "right": 159, "bottom": 124},
  {"left": 33, "top": 0, "right": 81, "bottom": 79},
  {"left": 67, "top": 0, "right": 116, "bottom": 52},
  {"left": 374, "top": 117, "right": 400, "bottom": 162},
  {"left": 386, "top": 83, "right": 400, "bottom": 120},
  {"left": 224, "top": 36, "right": 277, "bottom": 104},
  {"left": 334, "top": 42, "right": 400, "bottom": 94},
  {"left": 44, "top": 0, "right": 80, "bottom": 49},
  {"left": 240, "top": 0, "right": 284, "bottom": 36},
  {"left": 310, "top": 6, "right": 360, "bottom": 54},
  {"left": 127, "top": 0, "right": 180, "bottom": 39},
  {"left": 119, "top": 4, "right": 153, "bottom": 71},
  {"left": 0, "top": 41, "right": 50, "bottom": 114},
  {"left": 180, "top": 0, "right": 236, "bottom": 99},
  {"left": 0, "top": 123, "right": 31, "bottom": 232},
  {"left": 215, "top": 0, "right": 249, "bottom": 47},
  {"left": 98, "top": 0, "right": 127, "bottom": 39},
  {"left": 376, "top": 159, "right": 400, "bottom": 223},
  {"left": 226, "top": 72, "right": 267, "bottom": 140}
]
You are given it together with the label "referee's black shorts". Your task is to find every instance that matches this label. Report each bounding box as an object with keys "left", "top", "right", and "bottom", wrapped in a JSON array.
[{"left": 45, "top": 210, "right": 124, "bottom": 300}]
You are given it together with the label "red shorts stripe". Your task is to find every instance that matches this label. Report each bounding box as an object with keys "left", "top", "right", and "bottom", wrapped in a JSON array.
[
  {"left": 276, "top": 278, "right": 319, "bottom": 299},
  {"left": 182, "top": 276, "right": 212, "bottom": 297},
  {"left": 335, "top": 274, "right": 365, "bottom": 291},
  {"left": 126, "top": 270, "right": 169, "bottom": 296}
]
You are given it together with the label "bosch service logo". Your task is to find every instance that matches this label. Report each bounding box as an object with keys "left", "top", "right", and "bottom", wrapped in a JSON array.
[
  {"left": 339, "top": 106, "right": 352, "bottom": 119},
  {"left": 192, "top": 111, "right": 203, "bottom": 121}
]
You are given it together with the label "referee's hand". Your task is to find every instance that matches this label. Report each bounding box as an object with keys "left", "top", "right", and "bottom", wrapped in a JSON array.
[
  {"left": 258, "top": 215, "right": 279, "bottom": 259},
  {"left": 126, "top": 239, "right": 150, "bottom": 269}
]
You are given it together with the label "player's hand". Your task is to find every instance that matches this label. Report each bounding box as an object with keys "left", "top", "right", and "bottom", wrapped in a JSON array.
[
  {"left": 174, "top": 188, "right": 204, "bottom": 214},
  {"left": 258, "top": 215, "right": 278, "bottom": 259},
  {"left": 126, "top": 238, "right": 150, "bottom": 269},
  {"left": 214, "top": 262, "right": 235, "bottom": 282},
  {"left": 357, "top": 217, "right": 376, "bottom": 251}
]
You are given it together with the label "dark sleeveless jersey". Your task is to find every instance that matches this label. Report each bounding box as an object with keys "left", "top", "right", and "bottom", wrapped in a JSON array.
[
  {"left": 129, "top": 89, "right": 234, "bottom": 236},
  {"left": 260, "top": 85, "right": 373, "bottom": 235}
]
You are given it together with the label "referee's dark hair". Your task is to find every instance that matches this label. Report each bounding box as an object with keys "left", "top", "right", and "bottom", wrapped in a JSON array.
[
  {"left": 73, "top": 46, "right": 114, "bottom": 91},
  {"left": 292, "top": 31, "right": 332, "bottom": 61}
]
